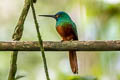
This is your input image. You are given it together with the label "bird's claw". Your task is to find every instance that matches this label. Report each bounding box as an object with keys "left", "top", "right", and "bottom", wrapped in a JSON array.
[{"left": 61, "top": 40, "right": 64, "bottom": 42}]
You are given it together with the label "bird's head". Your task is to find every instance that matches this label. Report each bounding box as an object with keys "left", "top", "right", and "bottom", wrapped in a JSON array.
[{"left": 39, "top": 11, "right": 71, "bottom": 21}]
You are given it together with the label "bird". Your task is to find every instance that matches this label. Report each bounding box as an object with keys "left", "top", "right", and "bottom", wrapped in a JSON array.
[{"left": 39, "top": 11, "right": 78, "bottom": 74}]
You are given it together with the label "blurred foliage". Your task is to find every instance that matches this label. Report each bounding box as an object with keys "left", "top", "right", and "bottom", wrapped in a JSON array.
[
  {"left": 0, "top": 0, "right": 120, "bottom": 80},
  {"left": 68, "top": 76, "right": 97, "bottom": 80}
]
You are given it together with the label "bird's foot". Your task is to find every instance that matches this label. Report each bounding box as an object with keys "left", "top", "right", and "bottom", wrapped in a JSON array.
[
  {"left": 61, "top": 40, "right": 64, "bottom": 42},
  {"left": 70, "top": 39, "right": 73, "bottom": 42}
]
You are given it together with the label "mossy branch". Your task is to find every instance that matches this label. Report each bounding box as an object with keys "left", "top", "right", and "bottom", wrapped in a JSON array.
[
  {"left": 8, "top": 0, "right": 30, "bottom": 80},
  {"left": 30, "top": 0, "right": 50, "bottom": 80}
]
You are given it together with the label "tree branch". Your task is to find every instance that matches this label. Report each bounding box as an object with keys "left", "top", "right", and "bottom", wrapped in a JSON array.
[
  {"left": 1, "top": 40, "right": 120, "bottom": 51},
  {"left": 8, "top": 0, "right": 30, "bottom": 80}
]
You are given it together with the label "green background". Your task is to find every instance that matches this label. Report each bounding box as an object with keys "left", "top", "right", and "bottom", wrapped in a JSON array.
[{"left": 0, "top": 0, "right": 120, "bottom": 80}]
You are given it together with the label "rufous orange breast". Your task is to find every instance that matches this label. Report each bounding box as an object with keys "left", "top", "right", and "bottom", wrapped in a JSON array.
[{"left": 56, "top": 24, "right": 78, "bottom": 41}]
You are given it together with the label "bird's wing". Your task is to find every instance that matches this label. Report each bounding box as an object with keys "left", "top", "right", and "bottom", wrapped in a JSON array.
[
  {"left": 72, "top": 22, "right": 78, "bottom": 39},
  {"left": 64, "top": 23, "right": 78, "bottom": 40}
]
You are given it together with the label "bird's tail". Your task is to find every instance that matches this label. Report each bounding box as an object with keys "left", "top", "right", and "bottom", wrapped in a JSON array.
[{"left": 69, "top": 51, "right": 78, "bottom": 74}]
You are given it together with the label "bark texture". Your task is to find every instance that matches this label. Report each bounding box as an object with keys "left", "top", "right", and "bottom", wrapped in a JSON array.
[{"left": 1, "top": 40, "right": 120, "bottom": 51}]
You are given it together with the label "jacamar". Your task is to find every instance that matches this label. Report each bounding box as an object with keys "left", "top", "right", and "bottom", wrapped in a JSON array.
[{"left": 39, "top": 11, "right": 78, "bottom": 74}]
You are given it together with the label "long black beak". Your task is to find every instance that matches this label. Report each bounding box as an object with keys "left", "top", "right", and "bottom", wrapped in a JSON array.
[{"left": 38, "top": 15, "right": 56, "bottom": 19}]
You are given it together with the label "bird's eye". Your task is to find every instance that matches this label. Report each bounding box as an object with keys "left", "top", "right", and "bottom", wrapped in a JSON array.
[{"left": 56, "top": 15, "right": 59, "bottom": 18}]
